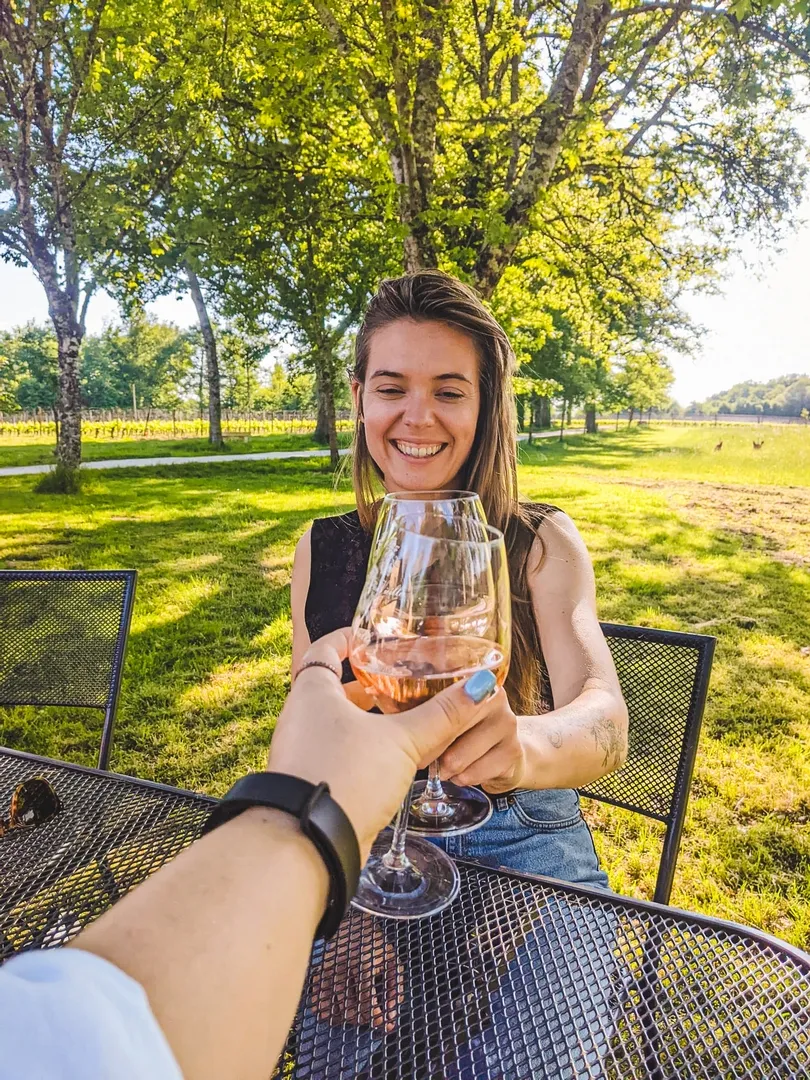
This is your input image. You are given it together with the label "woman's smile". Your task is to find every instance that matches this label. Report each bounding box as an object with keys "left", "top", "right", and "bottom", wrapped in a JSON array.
[{"left": 390, "top": 439, "right": 448, "bottom": 459}]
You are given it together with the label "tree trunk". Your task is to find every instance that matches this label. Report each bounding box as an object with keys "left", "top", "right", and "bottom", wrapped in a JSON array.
[
  {"left": 185, "top": 262, "right": 223, "bottom": 447},
  {"left": 516, "top": 395, "right": 525, "bottom": 433},
  {"left": 316, "top": 0, "right": 445, "bottom": 272},
  {"left": 559, "top": 398, "right": 567, "bottom": 442},
  {"left": 326, "top": 390, "right": 339, "bottom": 470},
  {"left": 628, "top": 407, "right": 635, "bottom": 426},
  {"left": 313, "top": 353, "right": 339, "bottom": 468},
  {"left": 314, "top": 388, "right": 330, "bottom": 444},
  {"left": 585, "top": 406, "right": 597, "bottom": 434},
  {"left": 538, "top": 396, "right": 551, "bottom": 429},
  {"left": 54, "top": 319, "right": 83, "bottom": 470},
  {"left": 473, "top": 0, "right": 608, "bottom": 297},
  {"left": 198, "top": 351, "right": 205, "bottom": 432}
]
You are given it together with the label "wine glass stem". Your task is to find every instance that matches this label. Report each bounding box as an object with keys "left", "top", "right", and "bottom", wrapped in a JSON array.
[
  {"left": 381, "top": 781, "right": 415, "bottom": 871},
  {"left": 425, "top": 761, "right": 445, "bottom": 801}
]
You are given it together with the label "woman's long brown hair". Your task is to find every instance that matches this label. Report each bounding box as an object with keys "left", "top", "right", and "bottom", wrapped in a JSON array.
[{"left": 351, "top": 270, "right": 555, "bottom": 716}]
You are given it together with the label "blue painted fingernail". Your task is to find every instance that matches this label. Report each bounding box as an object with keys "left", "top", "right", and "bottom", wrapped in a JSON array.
[{"left": 464, "top": 669, "right": 497, "bottom": 703}]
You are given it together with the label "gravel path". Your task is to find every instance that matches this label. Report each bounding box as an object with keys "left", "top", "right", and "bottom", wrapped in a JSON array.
[{"left": 0, "top": 429, "right": 582, "bottom": 477}]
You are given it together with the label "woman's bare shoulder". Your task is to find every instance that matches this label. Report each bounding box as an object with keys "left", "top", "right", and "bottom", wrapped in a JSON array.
[
  {"left": 526, "top": 509, "right": 591, "bottom": 579},
  {"left": 294, "top": 526, "right": 312, "bottom": 563}
]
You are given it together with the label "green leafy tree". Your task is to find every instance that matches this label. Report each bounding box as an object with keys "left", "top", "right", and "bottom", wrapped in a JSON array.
[
  {"left": 199, "top": 30, "right": 398, "bottom": 466},
  {"left": 1, "top": 317, "right": 193, "bottom": 413},
  {"left": 307, "top": 0, "right": 808, "bottom": 300},
  {"left": 0, "top": 349, "right": 18, "bottom": 412},
  {"left": 39, "top": 1, "right": 267, "bottom": 449},
  {"left": 254, "top": 363, "right": 318, "bottom": 412},
  {"left": 698, "top": 373, "right": 810, "bottom": 416},
  {"left": 0, "top": 1, "right": 113, "bottom": 470},
  {"left": 218, "top": 324, "right": 274, "bottom": 415},
  {"left": 0, "top": 324, "right": 59, "bottom": 413},
  {"left": 494, "top": 175, "right": 697, "bottom": 434},
  {"left": 0, "top": 0, "right": 218, "bottom": 472},
  {"left": 613, "top": 351, "right": 675, "bottom": 423},
  {"left": 81, "top": 311, "right": 194, "bottom": 411}
]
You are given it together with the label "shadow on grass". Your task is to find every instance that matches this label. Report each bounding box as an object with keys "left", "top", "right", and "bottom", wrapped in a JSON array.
[{"left": 517, "top": 429, "right": 675, "bottom": 474}]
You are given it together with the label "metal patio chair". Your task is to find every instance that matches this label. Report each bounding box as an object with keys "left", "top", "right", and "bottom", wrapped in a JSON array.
[
  {"left": 0, "top": 570, "right": 137, "bottom": 770},
  {"left": 580, "top": 623, "right": 716, "bottom": 904}
]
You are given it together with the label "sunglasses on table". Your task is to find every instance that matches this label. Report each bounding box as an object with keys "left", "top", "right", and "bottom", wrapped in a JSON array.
[{"left": 0, "top": 777, "right": 63, "bottom": 838}]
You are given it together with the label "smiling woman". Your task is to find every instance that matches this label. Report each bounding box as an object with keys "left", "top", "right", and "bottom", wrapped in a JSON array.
[
  {"left": 354, "top": 318, "right": 481, "bottom": 490},
  {"left": 288, "top": 270, "right": 629, "bottom": 1076},
  {"left": 292, "top": 270, "right": 628, "bottom": 838}
]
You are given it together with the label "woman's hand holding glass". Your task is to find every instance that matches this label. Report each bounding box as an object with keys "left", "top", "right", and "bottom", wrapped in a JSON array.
[{"left": 436, "top": 689, "right": 527, "bottom": 795}]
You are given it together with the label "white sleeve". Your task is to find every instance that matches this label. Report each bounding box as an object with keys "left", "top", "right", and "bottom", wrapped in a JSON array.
[{"left": 0, "top": 948, "right": 182, "bottom": 1080}]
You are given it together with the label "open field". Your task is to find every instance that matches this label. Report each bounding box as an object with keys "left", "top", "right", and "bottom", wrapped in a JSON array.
[
  {"left": 519, "top": 421, "right": 810, "bottom": 488},
  {"left": 1, "top": 423, "right": 808, "bottom": 947}
]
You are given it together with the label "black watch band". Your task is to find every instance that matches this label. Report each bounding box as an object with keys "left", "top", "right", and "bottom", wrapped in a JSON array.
[{"left": 200, "top": 773, "right": 360, "bottom": 940}]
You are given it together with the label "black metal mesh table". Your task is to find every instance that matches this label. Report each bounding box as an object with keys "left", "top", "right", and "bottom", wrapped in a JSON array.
[
  {"left": 0, "top": 747, "right": 212, "bottom": 958},
  {"left": 1, "top": 749, "right": 808, "bottom": 1079}
]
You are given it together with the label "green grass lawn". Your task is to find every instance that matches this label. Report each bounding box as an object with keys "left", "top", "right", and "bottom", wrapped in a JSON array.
[
  {"left": 0, "top": 431, "right": 353, "bottom": 468},
  {"left": 519, "top": 421, "right": 810, "bottom": 488},
  {"left": 1, "top": 424, "right": 808, "bottom": 948}
]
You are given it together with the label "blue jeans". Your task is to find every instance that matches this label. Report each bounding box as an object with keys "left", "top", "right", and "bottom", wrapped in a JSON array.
[
  {"left": 430, "top": 787, "right": 609, "bottom": 887},
  {"left": 297, "top": 790, "right": 613, "bottom": 1079}
]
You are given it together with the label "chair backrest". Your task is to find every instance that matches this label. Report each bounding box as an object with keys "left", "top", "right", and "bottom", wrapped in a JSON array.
[
  {"left": 579, "top": 623, "right": 715, "bottom": 904},
  {"left": 0, "top": 570, "right": 137, "bottom": 769}
]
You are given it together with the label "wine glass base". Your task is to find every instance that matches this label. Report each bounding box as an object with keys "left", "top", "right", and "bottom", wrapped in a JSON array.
[
  {"left": 350, "top": 830, "right": 460, "bottom": 920},
  {"left": 406, "top": 781, "right": 493, "bottom": 836}
]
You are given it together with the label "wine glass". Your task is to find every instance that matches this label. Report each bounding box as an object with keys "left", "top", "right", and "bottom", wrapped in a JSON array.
[
  {"left": 372, "top": 490, "right": 488, "bottom": 551},
  {"left": 371, "top": 491, "right": 506, "bottom": 835},
  {"left": 349, "top": 520, "right": 511, "bottom": 919}
]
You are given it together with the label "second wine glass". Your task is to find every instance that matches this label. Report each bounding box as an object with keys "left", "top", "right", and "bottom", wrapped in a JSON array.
[
  {"left": 371, "top": 491, "right": 511, "bottom": 836},
  {"left": 349, "top": 520, "right": 511, "bottom": 919}
]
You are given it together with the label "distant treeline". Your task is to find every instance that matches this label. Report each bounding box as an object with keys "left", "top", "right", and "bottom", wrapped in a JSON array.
[
  {"left": 0, "top": 318, "right": 336, "bottom": 415},
  {"left": 690, "top": 374, "right": 809, "bottom": 417}
]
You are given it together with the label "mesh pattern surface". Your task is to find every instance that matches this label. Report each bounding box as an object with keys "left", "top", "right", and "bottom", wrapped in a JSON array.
[
  {"left": 580, "top": 628, "right": 709, "bottom": 821},
  {"left": 2, "top": 752, "right": 807, "bottom": 1079},
  {"left": 0, "top": 752, "right": 212, "bottom": 961},
  {"left": 0, "top": 571, "right": 134, "bottom": 709},
  {"left": 281, "top": 866, "right": 810, "bottom": 1080}
]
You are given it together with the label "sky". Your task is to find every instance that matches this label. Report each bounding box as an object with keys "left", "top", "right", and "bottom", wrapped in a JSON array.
[{"left": 1, "top": 185, "right": 809, "bottom": 409}]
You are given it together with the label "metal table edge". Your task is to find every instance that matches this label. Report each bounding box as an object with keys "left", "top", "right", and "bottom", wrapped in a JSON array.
[
  {"left": 3, "top": 748, "right": 806, "bottom": 975},
  {"left": 453, "top": 857, "right": 810, "bottom": 972},
  {"left": 0, "top": 745, "right": 216, "bottom": 805}
]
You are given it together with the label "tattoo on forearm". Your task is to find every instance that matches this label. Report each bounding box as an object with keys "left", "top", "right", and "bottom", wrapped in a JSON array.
[
  {"left": 590, "top": 713, "right": 626, "bottom": 771},
  {"left": 547, "top": 727, "right": 563, "bottom": 749}
]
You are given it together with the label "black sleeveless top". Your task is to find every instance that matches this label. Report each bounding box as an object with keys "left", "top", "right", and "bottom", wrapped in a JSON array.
[
  {"left": 304, "top": 504, "right": 561, "bottom": 702},
  {"left": 304, "top": 510, "right": 372, "bottom": 684}
]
